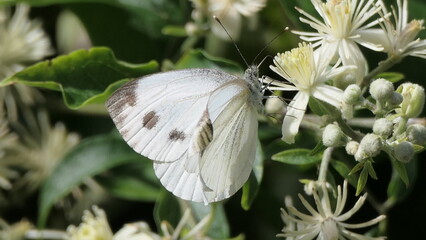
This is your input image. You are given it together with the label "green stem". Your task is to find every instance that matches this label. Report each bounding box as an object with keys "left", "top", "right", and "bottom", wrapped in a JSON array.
[
  {"left": 318, "top": 147, "right": 334, "bottom": 183},
  {"left": 335, "top": 116, "right": 363, "bottom": 142},
  {"left": 361, "top": 55, "right": 402, "bottom": 88}
]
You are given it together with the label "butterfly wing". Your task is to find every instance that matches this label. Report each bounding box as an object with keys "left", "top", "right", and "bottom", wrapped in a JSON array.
[
  {"left": 153, "top": 80, "right": 258, "bottom": 203},
  {"left": 106, "top": 69, "right": 239, "bottom": 163},
  {"left": 200, "top": 85, "right": 258, "bottom": 202}
]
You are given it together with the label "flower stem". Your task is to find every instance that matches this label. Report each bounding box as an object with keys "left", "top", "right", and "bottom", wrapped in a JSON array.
[
  {"left": 361, "top": 55, "right": 402, "bottom": 88},
  {"left": 335, "top": 116, "right": 363, "bottom": 142},
  {"left": 318, "top": 147, "right": 334, "bottom": 183}
]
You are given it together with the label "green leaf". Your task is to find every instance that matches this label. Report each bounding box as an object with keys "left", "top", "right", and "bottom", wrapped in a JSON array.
[
  {"left": 241, "top": 140, "right": 264, "bottom": 210},
  {"left": 38, "top": 133, "right": 142, "bottom": 227},
  {"left": 349, "top": 161, "right": 365, "bottom": 175},
  {"left": 1, "top": 47, "right": 158, "bottom": 109},
  {"left": 330, "top": 160, "right": 358, "bottom": 187},
  {"left": 356, "top": 165, "right": 369, "bottom": 195},
  {"left": 67, "top": 0, "right": 184, "bottom": 62},
  {"left": 0, "top": 47, "right": 158, "bottom": 109},
  {"left": 154, "top": 194, "right": 230, "bottom": 239},
  {"left": 272, "top": 148, "right": 322, "bottom": 165},
  {"left": 162, "top": 25, "right": 187, "bottom": 37},
  {"left": 96, "top": 161, "right": 161, "bottom": 202},
  {"left": 375, "top": 72, "right": 405, "bottom": 83},
  {"left": 310, "top": 140, "right": 326, "bottom": 156},
  {"left": 188, "top": 203, "right": 230, "bottom": 239},
  {"left": 175, "top": 49, "right": 243, "bottom": 74},
  {"left": 366, "top": 161, "right": 378, "bottom": 180},
  {"left": 308, "top": 97, "right": 341, "bottom": 117},
  {"left": 390, "top": 156, "right": 409, "bottom": 187},
  {"left": 154, "top": 190, "right": 181, "bottom": 231},
  {"left": 308, "top": 97, "right": 329, "bottom": 116},
  {"left": 387, "top": 158, "right": 417, "bottom": 204}
]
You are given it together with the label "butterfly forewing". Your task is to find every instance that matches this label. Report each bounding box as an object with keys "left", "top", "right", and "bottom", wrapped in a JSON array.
[{"left": 106, "top": 69, "right": 238, "bottom": 163}]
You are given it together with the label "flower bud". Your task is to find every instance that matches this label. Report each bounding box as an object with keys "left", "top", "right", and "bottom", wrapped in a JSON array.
[
  {"left": 397, "top": 83, "right": 425, "bottom": 118},
  {"left": 322, "top": 124, "right": 347, "bottom": 147},
  {"left": 394, "top": 141, "right": 414, "bottom": 163},
  {"left": 388, "top": 92, "right": 403, "bottom": 106},
  {"left": 355, "top": 134, "right": 382, "bottom": 161},
  {"left": 369, "top": 78, "right": 394, "bottom": 101},
  {"left": 333, "top": 69, "right": 357, "bottom": 89},
  {"left": 343, "top": 84, "right": 362, "bottom": 104},
  {"left": 265, "top": 97, "right": 285, "bottom": 115},
  {"left": 373, "top": 118, "right": 393, "bottom": 138},
  {"left": 345, "top": 141, "right": 359, "bottom": 155},
  {"left": 407, "top": 124, "right": 426, "bottom": 145}
]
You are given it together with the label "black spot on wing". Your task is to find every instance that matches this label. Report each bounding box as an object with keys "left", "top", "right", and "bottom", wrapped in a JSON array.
[
  {"left": 143, "top": 111, "right": 159, "bottom": 129},
  {"left": 169, "top": 129, "right": 186, "bottom": 141}
]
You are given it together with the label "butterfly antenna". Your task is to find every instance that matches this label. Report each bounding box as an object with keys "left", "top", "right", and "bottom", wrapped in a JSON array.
[
  {"left": 213, "top": 16, "right": 249, "bottom": 68},
  {"left": 253, "top": 27, "right": 289, "bottom": 65}
]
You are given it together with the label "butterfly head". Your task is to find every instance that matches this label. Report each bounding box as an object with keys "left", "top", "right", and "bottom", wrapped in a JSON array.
[
  {"left": 244, "top": 65, "right": 264, "bottom": 112},
  {"left": 244, "top": 65, "right": 259, "bottom": 83}
]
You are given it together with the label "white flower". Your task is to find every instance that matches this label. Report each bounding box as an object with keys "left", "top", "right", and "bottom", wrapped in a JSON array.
[
  {"left": 13, "top": 111, "right": 80, "bottom": 193},
  {"left": 0, "top": 4, "right": 53, "bottom": 120},
  {"left": 0, "top": 4, "right": 53, "bottom": 78},
  {"left": 0, "top": 117, "right": 19, "bottom": 192},
  {"left": 66, "top": 206, "right": 114, "bottom": 240},
  {"left": 66, "top": 205, "right": 212, "bottom": 240},
  {"left": 293, "top": 0, "right": 385, "bottom": 83},
  {"left": 67, "top": 206, "right": 163, "bottom": 240},
  {"left": 207, "top": 0, "right": 266, "bottom": 40},
  {"left": 278, "top": 181, "right": 386, "bottom": 240},
  {"left": 269, "top": 43, "right": 352, "bottom": 144},
  {"left": 0, "top": 218, "right": 32, "bottom": 240},
  {"left": 375, "top": 0, "right": 426, "bottom": 59},
  {"left": 114, "top": 223, "right": 161, "bottom": 240}
]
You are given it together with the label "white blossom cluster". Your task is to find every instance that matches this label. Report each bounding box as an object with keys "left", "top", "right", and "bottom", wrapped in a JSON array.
[{"left": 266, "top": 0, "right": 426, "bottom": 239}]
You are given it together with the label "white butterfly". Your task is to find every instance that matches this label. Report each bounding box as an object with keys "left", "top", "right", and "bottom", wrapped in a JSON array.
[{"left": 106, "top": 66, "right": 264, "bottom": 204}]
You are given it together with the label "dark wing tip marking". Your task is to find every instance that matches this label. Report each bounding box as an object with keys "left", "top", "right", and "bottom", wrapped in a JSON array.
[
  {"left": 143, "top": 111, "right": 160, "bottom": 129},
  {"left": 169, "top": 129, "right": 186, "bottom": 141},
  {"left": 106, "top": 80, "right": 139, "bottom": 111}
]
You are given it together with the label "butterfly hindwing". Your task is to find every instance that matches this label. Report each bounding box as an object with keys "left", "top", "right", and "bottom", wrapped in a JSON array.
[{"left": 153, "top": 80, "right": 258, "bottom": 203}]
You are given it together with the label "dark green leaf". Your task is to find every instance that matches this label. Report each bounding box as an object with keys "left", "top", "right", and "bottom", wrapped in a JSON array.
[
  {"left": 38, "top": 133, "right": 142, "bottom": 227},
  {"left": 356, "top": 165, "right": 369, "bottom": 195},
  {"left": 1, "top": 47, "right": 158, "bottom": 109},
  {"left": 272, "top": 148, "right": 322, "bottom": 165},
  {"left": 175, "top": 49, "right": 243, "bottom": 74},
  {"left": 375, "top": 72, "right": 405, "bottom": 83},
  {"left": 330, "top": 160, "right": 358, "bottom": 187},
  {"left": 241, "top": 140, "right": 264, "bottom": 210},
  {"left": 96, "top": 161, "right": 161, "bottom": 202}
]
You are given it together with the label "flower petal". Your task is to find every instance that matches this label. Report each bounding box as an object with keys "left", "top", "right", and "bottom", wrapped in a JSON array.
[
  {"left": 355, "top": 28, "right": 387, "bottom": 51},
  {"left": 282, "top": 92, "right": 309, "bottom": 144},
  {"left": 312, "top": 85, "right": 343, "bottom": 108}
]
